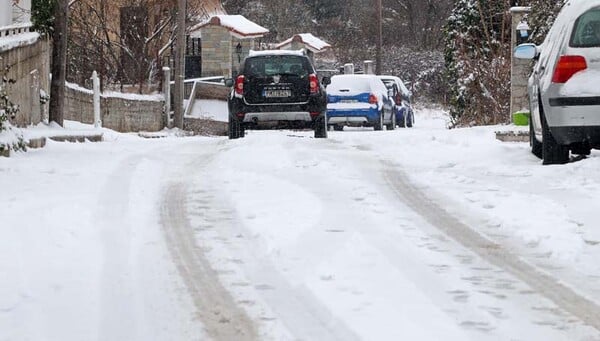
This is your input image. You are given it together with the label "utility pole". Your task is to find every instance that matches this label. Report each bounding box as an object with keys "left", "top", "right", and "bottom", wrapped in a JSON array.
[
  {"left": 173, "top": 0, "right": 187, "bottom": 129},
  {"left": 375, "top": 0, "right": 382, "bottom": 75},
  {"left": 49, "top": 0, "right": 69, "bottom": 126}
]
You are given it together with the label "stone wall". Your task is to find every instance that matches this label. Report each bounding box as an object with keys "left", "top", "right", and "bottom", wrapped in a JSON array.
[
  {"left": 0, "top": 37, "right": 50, "bottom": 127},
  {"left": 201, "top": 26, "right": 232, "bottom": 77},
  {"left": 64, "top": 84, "right": 165, "bottom": 132}
]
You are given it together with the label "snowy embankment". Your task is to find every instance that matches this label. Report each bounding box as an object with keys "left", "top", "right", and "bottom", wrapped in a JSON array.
[
  {"left": 186, "top": 99, "right": 228, "bottom": 122},
  {"left": 0, "top": 129, "right": 206, "bottom": 340},
  {"left": 1, "top": 108, "right": 599, "bottom": 340}
]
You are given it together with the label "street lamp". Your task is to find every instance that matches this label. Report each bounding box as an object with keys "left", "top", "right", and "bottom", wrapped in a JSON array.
[{"left": 236, "top": 42, "right": 243, "bottom": 63}]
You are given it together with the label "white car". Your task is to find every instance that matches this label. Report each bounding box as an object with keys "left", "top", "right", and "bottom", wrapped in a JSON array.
[{"left": 515, "top": 0, "right": 600, "bottom": 164}]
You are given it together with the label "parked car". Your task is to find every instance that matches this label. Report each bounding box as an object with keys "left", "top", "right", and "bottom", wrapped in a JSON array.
[
  {"left": 378, "top": 75, "right": 415, "bottom": 128},
  {"left": 326, "top": 74, "right": 395, "bottom": 131},
  {"left": 515, "top": 0, "right": 600, "bottom": 164},
  {"left": 225, "top": 50, "right": 329, "bottom": 139}
]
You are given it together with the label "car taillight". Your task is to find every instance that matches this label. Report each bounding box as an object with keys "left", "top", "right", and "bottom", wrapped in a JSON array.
[
  {"left": 309, "top": 74, "right": 319, "bottom": 94},
  {"left": 235, "top": 75, "right": 245, "bottom": 95},
  {"left": 369, "top": 94, "right": 378, "bottom": 104},
  {"left": 552, "top": 55, "right": 587, "bottom": 83}
]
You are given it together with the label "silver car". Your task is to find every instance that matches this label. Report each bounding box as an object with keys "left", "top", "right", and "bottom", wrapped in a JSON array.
[{"left": 515, "top": 0, "right": 600, "bottom": 164}]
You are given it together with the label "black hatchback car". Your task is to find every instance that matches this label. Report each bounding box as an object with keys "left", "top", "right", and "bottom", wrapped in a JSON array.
[{"left": 225, "top": 50, "right": 329, "bottom": 139}]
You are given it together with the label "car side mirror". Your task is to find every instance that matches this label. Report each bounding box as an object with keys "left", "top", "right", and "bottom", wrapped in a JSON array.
[
  {"left": 322, "top": 76, "right": 331, "bottom": 86},
  {"left": 514, "top": 43, "right": 539, "bottom": 60},
  {"left": 224, "top": 78, "right": 234, "bottom": 87}
]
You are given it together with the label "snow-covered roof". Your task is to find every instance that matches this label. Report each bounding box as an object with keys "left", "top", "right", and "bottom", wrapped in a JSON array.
[
  {"left": 190, "top": 15, "right": 269, "bottom": 39},
  {"left": 276, "top": 33, "right": 332, "bottom": 53}
]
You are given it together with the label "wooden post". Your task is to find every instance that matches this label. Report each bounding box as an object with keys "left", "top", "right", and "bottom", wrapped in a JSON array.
[
  {"left": 173, "top": 0, "right": 186, "bottom": 129},
  {"left": 163, "top": 67, "right": 171, "bottom": 128}
]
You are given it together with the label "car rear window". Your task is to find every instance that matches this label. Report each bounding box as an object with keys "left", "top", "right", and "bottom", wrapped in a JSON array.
[
  {"left": 328, "top": 76, "right": 371, "bottom": 93},
  {"left": 380, "top": 79, "right": 395, "bottom": 90},
  {"left": 570, "top": 7, "right": 600, "bottom": 48},
  {"left": 244, "top": 56, "right": 311, "bottom": 77}
]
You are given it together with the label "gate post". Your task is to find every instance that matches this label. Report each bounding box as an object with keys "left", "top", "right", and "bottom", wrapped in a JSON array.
[
  {"left": 92, "top": 71, "right": 101, "bottom": 128},
  {"left": 163, "top": 67, "right": 172, "bottom": 128}
]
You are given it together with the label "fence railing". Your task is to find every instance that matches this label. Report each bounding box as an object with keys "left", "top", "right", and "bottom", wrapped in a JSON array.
[{"left": 0, "top": 22, "right": 33, "bottom": 38}]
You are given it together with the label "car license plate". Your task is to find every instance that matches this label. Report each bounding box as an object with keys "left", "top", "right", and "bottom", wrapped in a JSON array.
[
  {"left": 264, "top": 89, "right": 291, "bottom": 98},
  {"left": 340, "top": 99, "right": 357, "bottom": 103}
]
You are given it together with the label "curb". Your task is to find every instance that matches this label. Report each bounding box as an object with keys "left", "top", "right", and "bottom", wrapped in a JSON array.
[{"left": 1, "top": 134, "right": 104, "bottom": 157}]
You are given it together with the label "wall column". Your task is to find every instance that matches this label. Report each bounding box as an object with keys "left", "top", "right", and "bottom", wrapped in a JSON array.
[{"left": 510, "top": 7, "right": 532, "bottom": 116}]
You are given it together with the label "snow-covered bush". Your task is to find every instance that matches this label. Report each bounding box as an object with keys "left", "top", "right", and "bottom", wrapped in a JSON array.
[
  {"left": 444, "top": 0, "right": 512, "bottom": 127},
  {"left": 382, "top": 47, "right": 446, "bottom": 104},
  {"left": 0, "top": 62, "right": 26, "bottom": 154}
]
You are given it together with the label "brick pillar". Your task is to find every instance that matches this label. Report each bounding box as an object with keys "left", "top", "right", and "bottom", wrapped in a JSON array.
[{"left": 510, "top": 7, "right": 532, "bottom": 116}]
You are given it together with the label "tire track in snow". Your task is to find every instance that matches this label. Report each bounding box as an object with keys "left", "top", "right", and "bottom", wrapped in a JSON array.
[
  {"left": 160, "top": 147, "right": 259, "bottom": 341},
  {"left": 382, "top": 162, "right": 600, "bottom": 331}
]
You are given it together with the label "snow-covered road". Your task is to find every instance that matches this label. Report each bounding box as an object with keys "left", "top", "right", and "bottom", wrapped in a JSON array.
[{"left": 1, "top": 109, "right": 600, "bottom": 340}]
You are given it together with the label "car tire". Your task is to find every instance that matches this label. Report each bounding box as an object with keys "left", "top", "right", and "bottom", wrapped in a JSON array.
[
  {"left": 406, "top": 110, "right": 413, "bottom": 128},
  {"left": 540, "top": 103, "right": 569, "bottom": 165},
  {"left": 314, "top": 115, "right": 328, "bottom": 138},
  {"left": 529, "top": 114, "right": 542, "bottom": 159},
  {"left": 228, "top": 116, "right": 240, "bottom": 140},
  {"left": 333, "top": 125, "right": 344, "bottom": 131},
  {"left": 386, "top": 112, "right": 396, "bottom": 131},
  {"left": 571, "top": 144, "right": 591, "bottom": 156},
  {"left": 374, "top": 110, "right": 384, "bottom": 131}
]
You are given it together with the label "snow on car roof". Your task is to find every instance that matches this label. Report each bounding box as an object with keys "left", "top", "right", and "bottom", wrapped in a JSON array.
[
  {"left": 560, "top": 0, "right": 600, "bottom": 20},
  {"left": 328, "top": 74, "right": 386, "bottom": 95},
  {"left": 248, "top": 49, "right": 306, "bottom": 57}
]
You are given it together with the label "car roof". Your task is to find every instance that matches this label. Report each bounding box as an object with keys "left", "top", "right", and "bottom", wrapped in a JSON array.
[{"left": 248, "top": 49, "right": 307, "bottom": 57}]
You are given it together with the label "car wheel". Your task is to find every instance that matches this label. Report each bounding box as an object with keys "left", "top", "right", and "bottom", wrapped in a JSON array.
[
  {"left": 228, "top": 116, "right": 240, "bottom": 140},
  {"left": 540, "top": 102, "right": 569, "bottom": 165},
  {"left": 529, "top": 114, "right": 542, "bottom": 159},
  {"left": 374, "top": 111, "right": 384, "bottom": 131},
  {"left": 386, "top": 112, "right": 396, "bottom": 131},
  {"left": 406, "top": 110, "right": 413, "bottom": 128},
  {"left": 571, "top": 143, "right": 591, "bottom": 156},
  {"left": 333, "top": 125, "right": 344, "bottom": 131},
  {"left": 314, "top": 115, "right": 328, "bottom": 138}
]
